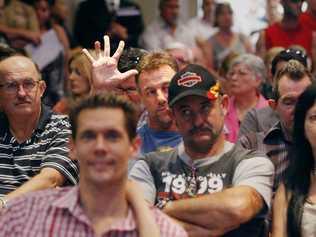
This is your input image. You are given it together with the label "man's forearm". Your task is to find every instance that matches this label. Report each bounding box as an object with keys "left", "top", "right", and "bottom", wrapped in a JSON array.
[
  {"left": 4, "top": 167, "right": 65, "bottom": 202},
  {"left": 163, "top": 186, "right": 263, "bottom": 235},
  {"left": 173, "top": 217, "right": 219, "bottom": 237}
]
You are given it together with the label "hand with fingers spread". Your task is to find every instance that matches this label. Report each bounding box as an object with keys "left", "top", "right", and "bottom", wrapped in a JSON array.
[{"left": 82, "top": 35, "right": 138, "bottom": 93}]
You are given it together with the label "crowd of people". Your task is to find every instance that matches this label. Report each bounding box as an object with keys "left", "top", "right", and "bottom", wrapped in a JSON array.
[{"left": 0, "top": 0, "right": 315, "bottom": 236}]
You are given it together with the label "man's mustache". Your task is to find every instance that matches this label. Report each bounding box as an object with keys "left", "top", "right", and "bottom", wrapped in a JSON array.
[
  {"left": 15, "top": 99, "right": 31, "bottom": 105},
  {"left": 189, "top": 126, "right": 213, "bottom": 135}
]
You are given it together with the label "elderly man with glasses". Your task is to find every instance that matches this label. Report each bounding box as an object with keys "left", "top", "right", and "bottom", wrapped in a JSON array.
[{"left": 0, "top": 46, "right": 79, "bottom": 208}]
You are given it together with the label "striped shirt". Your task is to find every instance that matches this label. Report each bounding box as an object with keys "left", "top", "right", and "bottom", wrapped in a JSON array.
[
  {"left": 0, "top": 105, "right": 79, "bottom": 196},
  {"left": 238, "top": 121, "right": 292, "bottom": 191},
  {"left": 0, "top": 186, "right": 188, "bottom": 237}
]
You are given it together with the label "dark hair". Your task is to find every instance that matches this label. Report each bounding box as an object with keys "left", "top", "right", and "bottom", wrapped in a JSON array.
[
  {"left": 34, "top": 0, "right": 54, "bottom": 29},
  {"left": 213, "top": 2, "right": 233, "bottom": 27},
  {"left": 118, "top": 47, "right": 147, "bottom": 73},
  {"left": 69, "top": 93, "right": 138, "bottom": 141},
  {"left": 159, "top": 0, "right": 175, "bottom": 11},
  {"left": 0, "top": 44, "right": 21, "bottom": 61},
  {"left": 285, "top": 82, "right": 316, "bottom": 237},
  {"left": 273, "top": 60, "right": 312, "bottom": 101},
  {"left": 271, "top": 48, "right": 308, "bottom": 76}
]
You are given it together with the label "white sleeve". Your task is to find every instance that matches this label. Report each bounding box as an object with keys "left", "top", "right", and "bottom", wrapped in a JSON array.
[
  {"left": 128, "top": 160, "right": 156, "bottom": 205},
  {"left": 139, "top": 26, "right": 160, "bottom": 51},
  {"left": 232, "top": 157, "right": 275, "bottom": 208}
]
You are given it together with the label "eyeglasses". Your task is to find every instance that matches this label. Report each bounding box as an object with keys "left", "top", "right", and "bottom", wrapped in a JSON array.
[
  {"left": 278, "top": 96, "right": 298, "bottom": 109},
  {"left": 114, "top": 86, "right": 138, "bottom": 95},
  {"left": 0, "top": 79, "right": 40, "bottom": 94},
  {"left": 227, "top": 69, "right": 253, "bottom": 78}
]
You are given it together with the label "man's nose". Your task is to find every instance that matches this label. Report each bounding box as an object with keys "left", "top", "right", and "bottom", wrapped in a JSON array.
[
  {"left": 17, "top": 84, "right": 27, "bottom": 97},
  {"left": 94, "top": 135, "right": 108, "bottom": 154},
  {"left": 193, "top": 112, "right": 204, "bottom": 127},
  {"left": 157, "top": 89, "right": 167, "bottom": 103}
]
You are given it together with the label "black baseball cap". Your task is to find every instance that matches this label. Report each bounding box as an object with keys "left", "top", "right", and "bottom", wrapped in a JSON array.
[
  {"left": 168, "top": 64, "right": 217, "bottom": 107},
  {"left": 271, "top": 48, "right": 307, "bottom": 76}
]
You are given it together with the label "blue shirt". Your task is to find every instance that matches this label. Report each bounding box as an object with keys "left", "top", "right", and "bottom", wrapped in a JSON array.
[{"left": 137, "top": 121, "right": 182, "bottom": 155}]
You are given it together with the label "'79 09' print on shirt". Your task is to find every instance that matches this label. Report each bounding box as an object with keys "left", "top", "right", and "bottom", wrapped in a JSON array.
[{"left": 161, "top": 171, "right": 227, "bottom": 195}]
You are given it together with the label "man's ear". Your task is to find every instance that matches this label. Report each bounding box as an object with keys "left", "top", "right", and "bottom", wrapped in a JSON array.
[
  {"left": 39, "top": 80, "right": 47, "bottom": 97},
  {"left": 68, "top": 138, "right": 77, "bottom": 161},
  {"left": 130, "top": 135, "right": 141, "bottom": 159},
  {"left": 220, "top": 95, "right": 229, "bottom": 116},
  {"left": 168, "top": 108, "right": 174, "bottom": 119},
  {"left": 268, "top": 99, "right": 277, "bottom": 110},
  {"left": 168, "top": 108, "right": 179, "bottom": 127}
]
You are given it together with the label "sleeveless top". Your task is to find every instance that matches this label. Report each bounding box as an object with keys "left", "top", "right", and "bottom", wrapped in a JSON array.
[
  {"left": 208, "top": 33, "right": 247, "bottom": 70},
  {"left": 301, "top": 201, "right": 316, "bottom": 237}
]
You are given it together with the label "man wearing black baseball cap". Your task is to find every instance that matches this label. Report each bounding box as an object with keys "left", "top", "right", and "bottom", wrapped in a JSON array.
[{"left": 130, "top": 64, "right": 274, "bottom": 236}]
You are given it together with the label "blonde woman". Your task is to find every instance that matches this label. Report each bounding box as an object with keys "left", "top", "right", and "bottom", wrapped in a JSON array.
[{"left": 53, "top": 51, "right": 92, "bottom": 114}]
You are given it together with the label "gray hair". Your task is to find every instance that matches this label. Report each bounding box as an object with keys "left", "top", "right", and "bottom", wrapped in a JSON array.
[{"left": 230, "top": 54, "right": 267, "bottom": 83}]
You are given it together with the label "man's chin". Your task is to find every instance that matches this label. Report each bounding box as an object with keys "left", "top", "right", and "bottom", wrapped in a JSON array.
[
  {"left": 157, "top": 118, "right": 173, "bottom": 129},
  {"left": 190, "top": 141, "right": 214, "bottom": 154},
  {"left": 155, "top": 112, "right": 172, "bottom": 127}
]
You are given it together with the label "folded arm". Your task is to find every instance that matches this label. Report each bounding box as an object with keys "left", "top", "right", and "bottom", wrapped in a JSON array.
[{"left": 164, "top": 185, "right": 263, "bottom": 236}]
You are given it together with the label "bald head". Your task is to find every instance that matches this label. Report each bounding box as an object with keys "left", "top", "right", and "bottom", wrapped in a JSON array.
[
  {"left": 0, "top": 56, "right": 41, "bottom": 79},
  {"left": 0, "top": 55, "right": 45, "bottom": 119}
]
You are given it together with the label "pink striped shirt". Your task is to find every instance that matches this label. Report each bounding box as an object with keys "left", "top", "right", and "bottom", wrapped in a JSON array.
[
  {"left": 225, "top": 94, "right": 268, "bottom": 143},
  {"left": 0, "top": 186, "right": 187, "bottom": 237}
]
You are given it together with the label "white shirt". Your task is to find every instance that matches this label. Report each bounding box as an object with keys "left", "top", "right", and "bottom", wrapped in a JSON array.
[
  {"left": 183, "top": 16, "right": 217, "bottom": 47},
  {"left": 139, "top": 16, "right": 191, "bottom": 51}
]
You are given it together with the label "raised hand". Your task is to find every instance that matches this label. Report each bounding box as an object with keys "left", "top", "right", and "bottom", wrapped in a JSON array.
[{"left": 82, "top": 35, "right": 138, "bottom": 93}]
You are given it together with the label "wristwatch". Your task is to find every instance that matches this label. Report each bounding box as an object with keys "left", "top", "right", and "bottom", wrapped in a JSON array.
[{"left": 0, "top": 197, "right": 7, "bottom": 208}]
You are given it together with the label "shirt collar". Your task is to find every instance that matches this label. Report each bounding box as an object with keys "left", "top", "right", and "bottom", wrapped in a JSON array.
[
  {"left": 0, "top": 104, "right": 52, "bottom": 137},
  {"left": 177, "top": 141, "right": 234, "bottom": 167},
  {"left": 51, "top": 186, "right": 79, "bottom": 212},
  {"left": 52, "top": 186, "right": 137, "bottom": 232},
  {"left": 263, "top": 121, "right": 292, "bottom": 144},
  {"left": 36, "top": 104, "right": 53, "bottom": 132},
  {"left": 157, "top": 16, "right": 178, "bottom": 31}
]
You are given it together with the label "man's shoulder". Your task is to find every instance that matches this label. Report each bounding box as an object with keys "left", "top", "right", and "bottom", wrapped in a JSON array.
[
  {"left": 140, "top": 149, "right": 179, "bottom": 164},
  {"left": 150, "top": 207, "right": 188, "bottom": 237},
  {"left": 50, "top": 113, "right": 70, "bottom": 125},
  {"left": 224, "top": 143, "right": 270, "bottom": 171},
  {"left": 44, "top": 113, "right": 70, "bottom": 131},
  {"left": 5, "top": 187, "right": 72, "bottom": 213},
  {"left": 227, "top": 143, "right": 264, "bottom": 158},
  {"left": 238, "top": 131, "right": 266, "bottom": 150},
  {"left": 265, "top": 22, "right": 281, "bottom": 32},
  {"left": 143, "top": 18, "right": 165, "bottom": 34}
]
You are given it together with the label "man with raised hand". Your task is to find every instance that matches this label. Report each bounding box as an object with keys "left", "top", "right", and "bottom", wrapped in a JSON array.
[{"left": 83, "top": 35, "right": 182, "bottom": 154}]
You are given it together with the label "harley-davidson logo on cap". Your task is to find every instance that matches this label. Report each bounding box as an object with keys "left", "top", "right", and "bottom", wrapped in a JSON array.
[{"left": 177, "top": 72, "right": 202, "bottom": 87}]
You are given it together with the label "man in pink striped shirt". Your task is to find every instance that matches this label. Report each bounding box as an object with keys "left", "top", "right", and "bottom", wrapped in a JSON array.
[{"left": 0, "top": 93, "right": 187, "bottom": 237}]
